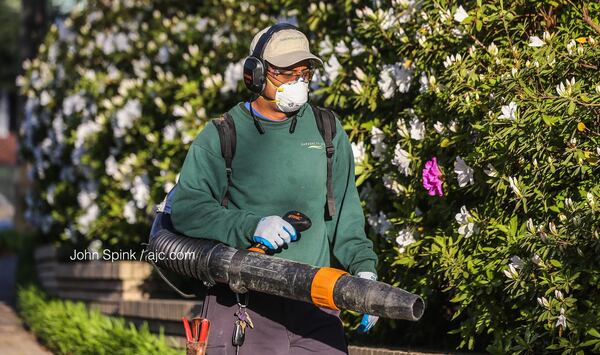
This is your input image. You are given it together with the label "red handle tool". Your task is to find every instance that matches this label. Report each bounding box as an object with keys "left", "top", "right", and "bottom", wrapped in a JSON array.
[
  {"left": 199, "top": 318, "right": 210, "bottom": 343},
  {"left": 182, "top": 317, "right": 192, "bottom": 342}
]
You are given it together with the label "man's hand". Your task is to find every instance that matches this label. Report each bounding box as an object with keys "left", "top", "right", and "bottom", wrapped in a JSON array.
[
  {"left": 356, "top": 271, "right": 379, "bottom": 333},
  {"left": 251, "top": 216, "right": 297, "bottom": 250}
]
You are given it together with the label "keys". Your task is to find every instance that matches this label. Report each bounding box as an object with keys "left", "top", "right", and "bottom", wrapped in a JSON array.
[
  {"left": 232, "top": 307, "right": 254, "bottom": 347},
  {"left": 232, "top": 293, "right": 253, "bottom": 351},
  {"left": 235, "top": 309, "right": 254, "bottom": 329},
  {"left": 232, "top": 320, "right": 245, "bottom": 347}
]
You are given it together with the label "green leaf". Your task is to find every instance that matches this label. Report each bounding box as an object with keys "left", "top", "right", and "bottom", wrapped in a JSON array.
[
  {"left": 509, "top": 215, "right": 518, "bottom": 237},
  {"left": 589, "top": 329, "right": 600, "bottom": 338},
  {"left": 450, "top": 292, "right": 468, "bottom": 303},
  {"left": 580, "top": 340, "right": 600, "bottom": 347},
  {"left": 542, "top": 115, "right": 559, "bottom": 126},
  {"left": 550, "top": 259, "right": 562, "bottom": 267},
  {"left": 567, "top": 101, "right": 576, "bottom": 115}
]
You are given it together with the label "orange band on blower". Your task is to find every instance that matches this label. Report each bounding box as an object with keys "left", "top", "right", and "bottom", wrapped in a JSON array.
[{"left": 310, "top": 267, "right": 348, "bottom": 310}]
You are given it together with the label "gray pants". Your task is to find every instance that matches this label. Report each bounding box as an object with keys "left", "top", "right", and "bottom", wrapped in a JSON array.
[{"left": 200, "top": 284, "right": 348, "bottom": 355}]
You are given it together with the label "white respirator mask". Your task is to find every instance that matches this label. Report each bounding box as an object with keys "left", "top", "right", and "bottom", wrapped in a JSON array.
[{"left": 268, "top": 77, "right": 309, "bottom": 113}]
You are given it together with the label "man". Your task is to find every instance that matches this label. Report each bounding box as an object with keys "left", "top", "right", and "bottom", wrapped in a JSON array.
[{"left": 170, "top": 24, "right": 378, "bottom": 354}]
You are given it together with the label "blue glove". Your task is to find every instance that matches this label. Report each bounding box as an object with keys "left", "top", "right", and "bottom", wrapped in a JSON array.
[
  {"left": 356, "top": 271, "right": 379, "bottom": 333},
  {"left": 251, "top": 216, "right": 297, "bottom": 250}
]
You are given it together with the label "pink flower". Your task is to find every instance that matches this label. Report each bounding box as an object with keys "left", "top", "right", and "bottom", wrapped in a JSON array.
[{"left": 422, "top": 157, "right": 444, "bottom": 196}]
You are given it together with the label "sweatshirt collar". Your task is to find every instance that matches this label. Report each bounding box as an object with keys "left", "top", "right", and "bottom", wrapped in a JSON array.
[{"left": 236, "top": 102, "right": 309, "bottom": 126}]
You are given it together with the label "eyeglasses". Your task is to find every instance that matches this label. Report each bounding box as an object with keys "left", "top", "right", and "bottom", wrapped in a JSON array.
[{"left": 267, "top": 66, "right": 315, "bottom": 82}]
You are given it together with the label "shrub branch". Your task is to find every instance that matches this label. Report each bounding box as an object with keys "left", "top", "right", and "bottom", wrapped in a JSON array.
[{"left": 581, "top": 2, "right": 600, "bottom": 35}]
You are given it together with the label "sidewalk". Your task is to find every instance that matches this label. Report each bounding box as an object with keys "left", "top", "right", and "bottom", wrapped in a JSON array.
[
  {"left": 0, "top": 302, "right": 53, "bottom": 355},
  {"left": 0, "top": 255, "right": 53, "bottom": 355}
]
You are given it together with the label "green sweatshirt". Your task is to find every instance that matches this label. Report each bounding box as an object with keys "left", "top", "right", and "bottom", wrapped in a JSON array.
[{"left": 170, "top": 102, "right": 377, "bottom": 275}]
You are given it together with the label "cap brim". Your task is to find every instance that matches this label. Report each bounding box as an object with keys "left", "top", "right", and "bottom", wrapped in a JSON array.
[{"left": 265, "top": 51, "right": 323, "bottom": 68}]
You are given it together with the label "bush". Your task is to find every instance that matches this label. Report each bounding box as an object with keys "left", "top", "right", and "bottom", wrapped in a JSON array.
[
  {"left": 17, "top": 0, "right": 284, "bottom": 249},
  {"left": 17, "top": 284, "right": 178, "bottom": 355},
  {"left": 0, "top": 229, "right": 33, "bottom": 254},
  {"left": 315, "top": 1, "right": 599, "bottom": 352},
  {"left": 19, "top": 0, "right": 600, "bottom": 352}
]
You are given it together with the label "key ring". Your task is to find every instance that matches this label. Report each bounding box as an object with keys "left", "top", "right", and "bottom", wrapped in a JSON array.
[{"left": 235, "top": 292, "right": 249, "bottom": 308}]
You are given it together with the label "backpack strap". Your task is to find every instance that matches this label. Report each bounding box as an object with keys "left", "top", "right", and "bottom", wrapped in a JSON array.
[
  {"left": 311, "top": 105, "right": 337, "bottom": 220},
  {"left": 211, "top": 113, "right": 236, "bottom": 208}
]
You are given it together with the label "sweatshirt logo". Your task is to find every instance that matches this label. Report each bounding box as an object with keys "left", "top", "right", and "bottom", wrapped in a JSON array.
[{"left": 301, "top": 142, "right": 324, "bottom": 150}]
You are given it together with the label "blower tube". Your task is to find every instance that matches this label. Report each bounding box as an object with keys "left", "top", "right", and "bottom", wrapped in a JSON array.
[{"left": 147, "top": 219, "right": 424, "bottom": 321}]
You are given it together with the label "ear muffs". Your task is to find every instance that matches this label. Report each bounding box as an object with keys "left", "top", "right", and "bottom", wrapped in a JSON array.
[
  {"left": 242, "top": 57, "right": 267, "bottom": 94},
  {"left": 243, "top": 23, "right": 300, "bottom": 94}
]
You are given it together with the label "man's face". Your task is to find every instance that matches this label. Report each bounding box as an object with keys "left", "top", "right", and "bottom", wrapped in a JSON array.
[{"left": 263, "top": 59, "right": 315, "bottom": 99}]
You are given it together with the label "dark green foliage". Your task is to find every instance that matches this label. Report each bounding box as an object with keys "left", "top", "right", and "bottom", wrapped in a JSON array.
[{"left": 17, "top": 285, "right": 178, "bottom": 355}]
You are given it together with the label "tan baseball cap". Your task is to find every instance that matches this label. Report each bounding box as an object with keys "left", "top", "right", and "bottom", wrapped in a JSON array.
[{"left": 250, "top": 25, "right": 323, "bottom": 68}]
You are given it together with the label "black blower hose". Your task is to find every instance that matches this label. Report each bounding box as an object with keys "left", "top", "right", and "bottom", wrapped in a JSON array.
[{"left": 146, "top": 216, "right": 424, "bottom": 321}]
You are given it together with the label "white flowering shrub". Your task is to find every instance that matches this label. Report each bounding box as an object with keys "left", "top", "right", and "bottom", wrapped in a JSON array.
[
  {"left": 19, "top": 0, "right": 600, "bottom": 351},
  {"left": 17, "top": 0, "right": 286, "bottom": 247},
  {"left": 304, "top": 0, "right": 600, "bottom": 352}
]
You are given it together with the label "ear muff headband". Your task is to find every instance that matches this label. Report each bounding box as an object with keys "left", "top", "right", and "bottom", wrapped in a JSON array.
[
  {"left": 252, "top": 23, "right": 299, "bottom": 59},
  {"left": 243, "top": 23, "right": 300, "bottom": 94}
]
